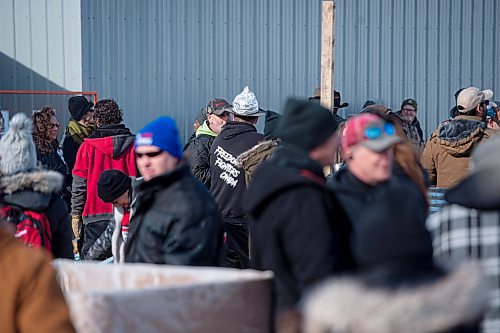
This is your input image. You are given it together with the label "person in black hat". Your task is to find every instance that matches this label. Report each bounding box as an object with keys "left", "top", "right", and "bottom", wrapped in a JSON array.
[
  {"left": 309, "top": 86, "right": 349, "bottom": 124},
  {"left": 244, "top": 98, "right": 356, "bottom": 331},
  {"left": 62, "top": 96, "right": 95, "bottom": 187},
  {"left": 85, "top": 169, "right": 136, "bottom": 262}
]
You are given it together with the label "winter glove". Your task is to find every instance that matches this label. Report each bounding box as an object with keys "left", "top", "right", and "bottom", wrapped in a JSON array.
[{"left": 71, "top": 215, "right": 82, "bottom": 240}]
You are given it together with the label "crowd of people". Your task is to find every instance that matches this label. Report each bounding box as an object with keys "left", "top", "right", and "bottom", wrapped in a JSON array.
[{"left": 0, "top": 84, "right": 499, "bottom": 333}]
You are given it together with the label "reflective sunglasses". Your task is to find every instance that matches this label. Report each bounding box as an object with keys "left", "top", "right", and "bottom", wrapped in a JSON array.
[
  {"left": 135, "top": 150, "right": 163, "bottom": 158},
  {"left": 364, "top": 123, "right": 395, "bottom": 140}
]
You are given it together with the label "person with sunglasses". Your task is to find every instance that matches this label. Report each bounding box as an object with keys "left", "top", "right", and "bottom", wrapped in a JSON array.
[
  {"left": 421, "top": 87, "right": 496, "bottom": 188},
  {"left": 124, "top": 116, "right": 223, "bottom": 266},
  {"left": 32, "top": 107, "right": 72, "bottom": 208},
  {"left": 326, "top": 113, "right": 423, "bottom": 227},
  {"left": 32, "top": 107, "right": 66, "bottom": 177}
]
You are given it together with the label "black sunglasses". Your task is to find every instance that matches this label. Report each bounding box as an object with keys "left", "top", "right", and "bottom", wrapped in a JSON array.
[{"left": 135, "top": 150, "right": 163, "bottom": 158}]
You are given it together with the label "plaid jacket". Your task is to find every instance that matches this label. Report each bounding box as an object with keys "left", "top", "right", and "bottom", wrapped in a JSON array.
[{"left": 427, "top": 204, "right": 500, "bottom": 333}]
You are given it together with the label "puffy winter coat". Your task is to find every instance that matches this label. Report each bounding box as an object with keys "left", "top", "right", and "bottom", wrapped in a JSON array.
[
  {"left": 421, "top": 115, "right": 496, "bottom": 188},
  {"left": 125, "top": 165, "right": 223, "bottom": 265},
  {"left": 0, "top": 170, "right": 73, "bottom": 259},
  {"left": 183, "top": 121, "right": 217, "bottom": 188}
]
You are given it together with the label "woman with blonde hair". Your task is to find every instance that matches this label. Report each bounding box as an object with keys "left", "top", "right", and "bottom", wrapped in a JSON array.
[{"left": 362, "top": 104, "right": 429, "bottom": 209}]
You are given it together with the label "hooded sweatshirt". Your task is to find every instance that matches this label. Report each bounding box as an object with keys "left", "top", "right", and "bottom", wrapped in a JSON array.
[
  {"left": 209, "top": 121, "right": 264, "bottom": 221},
  {"left": 183, "top": 121, "right": 218, "bottom": 187},
  {"left": 421, "top": 115, "right": 495, "bottom": 188},
  {"left": 71, "top": 124, "right": 137, "bottom": 224}
]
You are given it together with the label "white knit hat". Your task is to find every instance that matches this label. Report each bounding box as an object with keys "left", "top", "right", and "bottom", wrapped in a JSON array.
[
  {"left": 0, "top": 113, "right": 37, "bottom": 176},
  {"left": 232, "top": 86, "right": 264, "bottom": 117}
]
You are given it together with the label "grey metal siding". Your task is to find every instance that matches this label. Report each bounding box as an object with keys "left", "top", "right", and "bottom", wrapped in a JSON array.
[
  {"left": 0, "top": 0, "right": 82, "bottom": 91},
  {"left": 77, "top": 0, "right": 498, "bottom": 141},
  {"left": 0, "top": 0, "right": 82, "bottom": 126},
  {"left": 81, "top": 0, "right": 323, "bottom": 141}
]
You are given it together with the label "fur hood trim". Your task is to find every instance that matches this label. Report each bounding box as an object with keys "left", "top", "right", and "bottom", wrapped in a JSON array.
[
  {"left": 0, "top": 170, "right": 63, "bottom": 194},
  {"left": 236, "top": 139, "right": 278, "bottom": 168},
  {"left": 302, "top": 262, "right": 488, "bottom": 333},
  {"left": 430, "top": 117, "right": 486, "bottom": 156}
]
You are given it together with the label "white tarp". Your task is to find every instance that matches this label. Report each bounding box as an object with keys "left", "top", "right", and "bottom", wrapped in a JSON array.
[{"left": 53, "top": 260, "right": 273, "bottom": 333}]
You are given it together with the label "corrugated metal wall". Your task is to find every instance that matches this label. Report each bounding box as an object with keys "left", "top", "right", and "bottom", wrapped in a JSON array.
[
  {"left": 0, "top": 0, "right": 82, "bottom": 126},
  {"left": 335, "top": 0, "right": 500, "bottom": 138},
  {"left": 80, "top": 0, "right": 499, "bottom": 141},
  {"left": 0, "top": 0, "right": 82, "bottom": 91},
  {"left": 81, "top": 0, "right": 322, "bottom": 141}
]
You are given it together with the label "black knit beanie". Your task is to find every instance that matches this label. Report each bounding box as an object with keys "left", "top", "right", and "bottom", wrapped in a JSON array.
[
  {"left": 277, "top": 98, "right": 339, "bottom": 152},
  {"left": 264, "top": 110, "right": 282, "bottom": 140},
  {"left": 68, "top": 96, "right": 94, "bottom": 121},
  {"left": 97, "top": 170, "right": 131, "bottom": 203},
  {"left": 401, "top": 98, "right": 418, "bottom": 112}
]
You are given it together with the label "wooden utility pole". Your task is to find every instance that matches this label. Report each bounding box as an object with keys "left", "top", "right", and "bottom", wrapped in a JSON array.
[{"left": 320, "top": 0, "right": 336, "bottom": 112}]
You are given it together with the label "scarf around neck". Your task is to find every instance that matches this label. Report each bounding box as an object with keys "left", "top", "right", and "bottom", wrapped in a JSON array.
[{"left": 67, "top": 120, "right": 95, "bottom": 144}]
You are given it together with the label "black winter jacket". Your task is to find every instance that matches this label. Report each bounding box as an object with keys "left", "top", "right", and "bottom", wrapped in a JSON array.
[
  {"left": 0, "top": 170, "right": 73, "bottom": 259},
  {"left": 36, "top": 145, "right": 71, "bottom": 208},
  {"left": 209, "top": 122, "right": 264, "bottom": 222},
  {"left": 327, "top": 167, "right": 427, "bottom": 232},
  {"left": 36, "top": 145, "right": 67, "bottom": 176},
  {"left": 125, "top": 165, "right": 223, "bottom": 265},
  {"left": 183, "top": 132, "right": 215, "bottom": 188},
  {"left": 244, "top": 145, "right": 356, "bottom": 317}
]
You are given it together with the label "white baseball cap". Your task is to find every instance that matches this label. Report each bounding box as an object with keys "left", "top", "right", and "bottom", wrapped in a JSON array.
[{"left": 456, "top": 87, "right": 493, "bottom": 113}]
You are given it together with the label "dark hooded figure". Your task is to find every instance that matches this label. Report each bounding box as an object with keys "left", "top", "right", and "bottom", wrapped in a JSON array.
[
  {"left": 244, "top": 99, "right": 356, "bottom": 331},
  {"left": 303, "top": 186, "right": 488, "bottom": 333}
]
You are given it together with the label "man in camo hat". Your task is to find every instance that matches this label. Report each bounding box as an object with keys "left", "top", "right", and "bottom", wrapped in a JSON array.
[{"left": 209, "top": 86, "right": 264, "bottom": 268}]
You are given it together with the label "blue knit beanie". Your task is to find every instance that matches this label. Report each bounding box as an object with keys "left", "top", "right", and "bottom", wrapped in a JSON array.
[{"left": 135, "top": 116, "right": 182, "bottom": 159}]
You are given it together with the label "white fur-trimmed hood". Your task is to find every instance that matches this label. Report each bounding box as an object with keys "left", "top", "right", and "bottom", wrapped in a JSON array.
[
  {"left": 0, "top": 169, "right": 63, "bottom": 194},
  {"left": 302, "top": 262, "right": 488, "bottom": 333}
]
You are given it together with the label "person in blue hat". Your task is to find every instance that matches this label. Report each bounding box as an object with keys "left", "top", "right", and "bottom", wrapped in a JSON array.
[{"left": 124, "top": 116, "right": 223, "bottom": 266}]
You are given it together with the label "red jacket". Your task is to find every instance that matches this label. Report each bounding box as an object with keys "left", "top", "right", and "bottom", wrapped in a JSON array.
[{"left": 71, "top": 125, "right": 137, "bottom": 224}]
